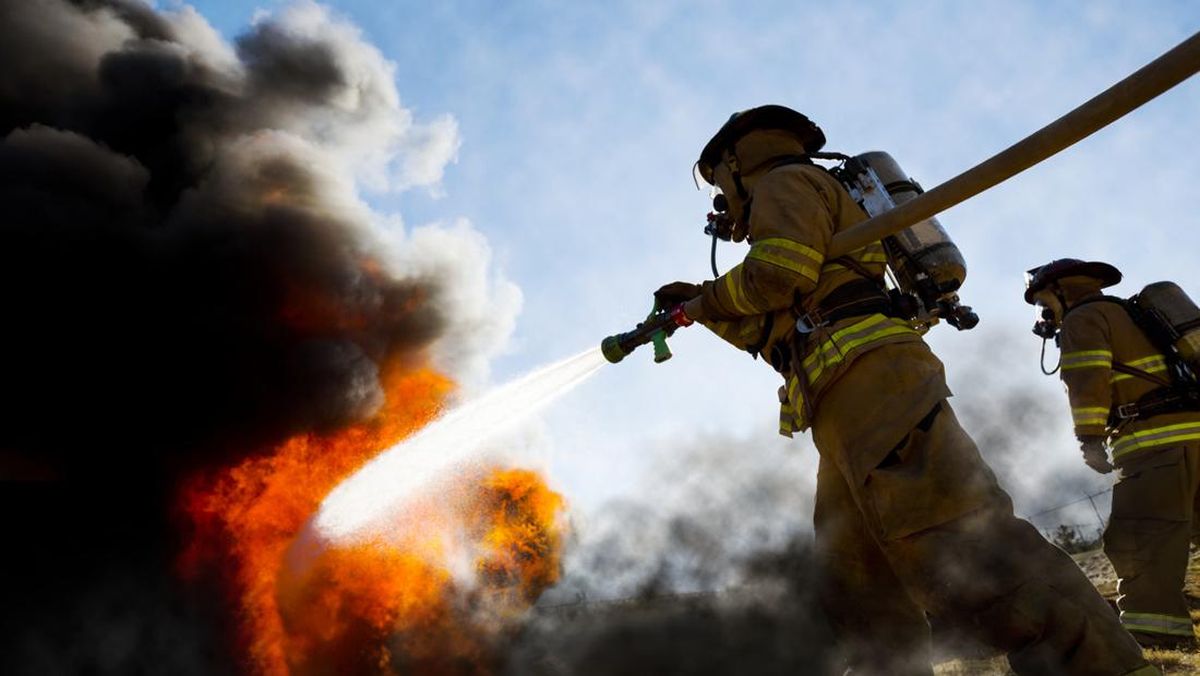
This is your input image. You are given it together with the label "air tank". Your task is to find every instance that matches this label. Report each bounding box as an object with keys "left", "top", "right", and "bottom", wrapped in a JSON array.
[
  {"left": 1138, "top": 281, "right": 1200, "bottom": 366},
  {"left": 855, "top": 151, "right": 967, "bottom": 295}
]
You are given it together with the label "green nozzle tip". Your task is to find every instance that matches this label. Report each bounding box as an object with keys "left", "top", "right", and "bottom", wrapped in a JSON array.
[{"left": 601, "top": 336, "right": 627, "bottom": 364}]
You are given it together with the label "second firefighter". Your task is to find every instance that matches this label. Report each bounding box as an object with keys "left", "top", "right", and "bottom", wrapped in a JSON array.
[{"left": 1026, "top": 258, "right": 1200, "bottom": 648}]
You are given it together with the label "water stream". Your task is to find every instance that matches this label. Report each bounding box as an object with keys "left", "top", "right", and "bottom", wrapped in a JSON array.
[{"left": 311, "top": 347, "right": 607, "bottom": 543}]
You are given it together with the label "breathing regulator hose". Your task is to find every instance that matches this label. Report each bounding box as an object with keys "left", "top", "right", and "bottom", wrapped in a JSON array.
[
  {"left": 1040, "top": 337, "right": 1061, "bottom": 376},
  {"left": 710, "top": 232, "right": 722, "bottom": 278}
]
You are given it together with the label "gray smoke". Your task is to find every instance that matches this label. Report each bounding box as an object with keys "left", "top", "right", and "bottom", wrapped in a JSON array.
[
  {"left": 562, "top": 433, "right": 817, "bottom": 598},
  {"left": 944, "top": 327, "right": 1113, "bottom": 535},
  {"left": 504, "top": 431, "right": 838, "bottom": 674},
  {"left": 510, "top": 328, "right": 1111, "bottom": 674}
]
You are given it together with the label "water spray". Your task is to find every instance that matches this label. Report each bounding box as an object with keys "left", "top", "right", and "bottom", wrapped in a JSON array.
[{"left": 310, "top": 347, "right": 607, "bottom": 544}]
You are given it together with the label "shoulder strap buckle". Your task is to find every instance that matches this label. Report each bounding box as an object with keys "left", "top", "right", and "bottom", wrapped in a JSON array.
[
  {"left": 795, "top": 312, "right": 824, "bottom": 334},
  {"left": 1116, "top": 402, "right": 1140, "bottom": 420}
]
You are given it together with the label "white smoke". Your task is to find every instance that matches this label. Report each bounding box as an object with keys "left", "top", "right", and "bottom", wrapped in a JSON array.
[
  {"left": 388, "top": 218, "right": 524, "bottom": 387},
  {"left": 183, "top": 1, "right": 515, "bottom": 387},
  {"left": 241, "top": 2, "right": 463, "bottom": 193}
]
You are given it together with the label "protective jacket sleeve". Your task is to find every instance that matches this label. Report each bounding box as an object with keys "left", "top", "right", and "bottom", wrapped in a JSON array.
[
  {"left": 698, "top": 170, "right": 833, "bottom": 321},
  {"left": 1058, "top": 307, "right": 1114, "bottom": 439}
]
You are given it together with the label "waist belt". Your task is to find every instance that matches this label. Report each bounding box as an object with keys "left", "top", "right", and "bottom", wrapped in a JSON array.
[
  {"left": 771, "top": 280, "right": 893, "bottom": 372},
  {"left": 796, "top": 279, "right": 893, "bottom": 332},
  {"left": 1110, "top": 386, "right": 1200, "bottom": 425}
]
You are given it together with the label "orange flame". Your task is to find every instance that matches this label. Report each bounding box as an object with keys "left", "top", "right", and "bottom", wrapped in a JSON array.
[
  {"left": 475, "top": 469, "right": 565, "bottom": 604},
  {"left": 179, "top": 360, "right": 566, "bottom": 675},
  {"left": 276, "top": 469, "right": 565, "bottom": 675}
]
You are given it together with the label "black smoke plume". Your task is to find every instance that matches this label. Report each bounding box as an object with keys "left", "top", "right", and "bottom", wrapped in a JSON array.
[
  {"left": 0, "top": 1, "right": 510, "bottom": 672},
  {"left": 0, "top": 0, "right": 461, "bottom": 479}
]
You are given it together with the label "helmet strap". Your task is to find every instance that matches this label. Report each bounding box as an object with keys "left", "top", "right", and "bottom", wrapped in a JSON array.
[
  {"left": 726, "top": 154, "right": 750, "bottom": 201},
  {"left": 1053, "top": 286, "right": 1071, "bottom": 314}
]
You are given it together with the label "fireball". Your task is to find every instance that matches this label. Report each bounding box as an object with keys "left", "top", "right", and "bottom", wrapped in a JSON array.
[{"left": 179, "top": 361, "right": 566, "bottom": 675}]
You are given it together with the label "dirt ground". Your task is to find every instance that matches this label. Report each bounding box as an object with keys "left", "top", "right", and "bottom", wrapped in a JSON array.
[{"left": 933, "top": 548, "right": 1200, "bottom": 674}]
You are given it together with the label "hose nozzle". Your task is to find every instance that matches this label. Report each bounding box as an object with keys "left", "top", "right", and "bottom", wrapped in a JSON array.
[
  {"left": 600, "top": 334, "right": 630, "bottom": 364},
  {"left": 601, "top": 303, "right": 693, "bottom": 364}
]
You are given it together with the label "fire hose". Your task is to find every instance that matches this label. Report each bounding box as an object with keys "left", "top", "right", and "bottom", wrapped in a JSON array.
[{"left": 602, "top": 29, "right": 1200, "bottom": 364}]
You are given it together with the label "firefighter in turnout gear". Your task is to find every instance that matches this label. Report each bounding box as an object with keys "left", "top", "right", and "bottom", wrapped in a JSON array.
[
  {"left": 655, "top": 106, "right": 1157, "bottom": 675},
  {"left": 1026, "top": 258, "right": 1200, "bottom": 649}
]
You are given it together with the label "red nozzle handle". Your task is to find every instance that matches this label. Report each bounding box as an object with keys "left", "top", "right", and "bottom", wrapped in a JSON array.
[{"left": 669, "top": 304, "right": 694, "bottom": 327}]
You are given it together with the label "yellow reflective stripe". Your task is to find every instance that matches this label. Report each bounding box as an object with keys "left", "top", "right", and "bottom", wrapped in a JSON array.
[
  {"left": 806, "top": 314, "right": 892, "bottom": 357},
  {"left": 753, "top": 238, "right": 823, "bottom": 265},
  {"left": 1126, "top": 355, "right": 1168, "bottom": 368},
  {"left": 719, "top": 265, "right": 759, "bottom": 315},
  {"left": 821, "top": 245, "right": 888, "bottom": 272},
  {"left": 1071, "top": 406, "right": 1109, "bottom": 427},
  {"left": 802, "top": 315, "right": 890, "bottom": 375},
  {"left": 803, "top": 315, "right": 919, "bottom": 384},
  {"left": 747, "top": 238, "right": 823, "bottom": 282},
  {"left": 1120, "top": 611, "right": 1194, "bottom": 637},
  {"left": 786, "top": 374, "right": 807, "bottom": 433},
  {"left": 1064, "top": 349, "right": 1112, "bottom": 358},
  {"left": 850, "top": 243, "right": 888, "bottom": 264},
  {"left": 1111, "top": 355, "right": 1169, "bottom": 382},
  {"left": 1112, "top": 421, "right": 1200, "bottom": 460},
  {"left": 1112, "top": 367, "right": 1168, "bottom": 382},
  {"left": 778, "top": 414, "right": 794, "bottom": 436},
  {"left": 1061, "top": 349, "right": 1113, "bottom": 371},
  {"left": 782, "top": 314, "right": 917, "bottom": 432},
  {"left": 747, "top": 248, "right": 820, "bottom": 282}
]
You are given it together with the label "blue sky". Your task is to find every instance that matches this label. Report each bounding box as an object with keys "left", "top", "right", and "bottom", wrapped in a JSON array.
[{"left": 186, "top": 0, "right": 1200, "bottom": 522}]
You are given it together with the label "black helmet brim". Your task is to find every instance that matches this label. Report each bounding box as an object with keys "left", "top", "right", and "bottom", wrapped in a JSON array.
[
  {"left": 1024, "top": 260, "right": 1122, "bottom": 304},
  {"left": 697, "top": 105, "right": 826, "bottom": 184}
]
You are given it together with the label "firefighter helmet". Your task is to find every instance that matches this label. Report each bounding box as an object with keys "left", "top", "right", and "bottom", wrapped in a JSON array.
[
  {"left": 1024, "top": 258, "right": 1122, "bottom": 304},
  {"left": 697, "top": 105, "right": 825, "bottom": 184}
]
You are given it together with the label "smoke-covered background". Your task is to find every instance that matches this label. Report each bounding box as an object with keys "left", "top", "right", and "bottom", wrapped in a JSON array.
[
  {"left": 503, "top": 364, "right": 1089, "bottom": 674},
  {"left": 507, "top": 431, "right": 831, "bottom": 675},
  {"left": 3, "top": 0, "right": 1196, "bottom": 673},
  {"left": 0, "top": 0, "right": 517, "bottom": 672}
]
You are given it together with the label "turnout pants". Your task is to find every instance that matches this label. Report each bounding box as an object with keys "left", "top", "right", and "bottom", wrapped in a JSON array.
[
  {"left": 1104, "top": 442, "right": 1200, "bottom": 644},
  {"left": 810, "top": 344, "right": 1154, "bottom": 676}
]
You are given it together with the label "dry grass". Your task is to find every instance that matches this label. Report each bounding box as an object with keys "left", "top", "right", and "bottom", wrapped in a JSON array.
[
  {"left": 934, "top": 656, "right": 1011, "bottom": 675},
  {"left": 930, "top": 548, "right": 1200, "bottom": 674},
  {"left": 1141, "top": 646, "right": 1200, "bottom": 674}
]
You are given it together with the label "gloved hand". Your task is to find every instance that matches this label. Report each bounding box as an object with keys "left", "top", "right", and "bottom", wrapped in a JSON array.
[
  {"left": 654, "top": 281, "right": 702, "bottom": 309},
  {"left": 1080, "top": 438, "right": 1113, "bottom": 475}
]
